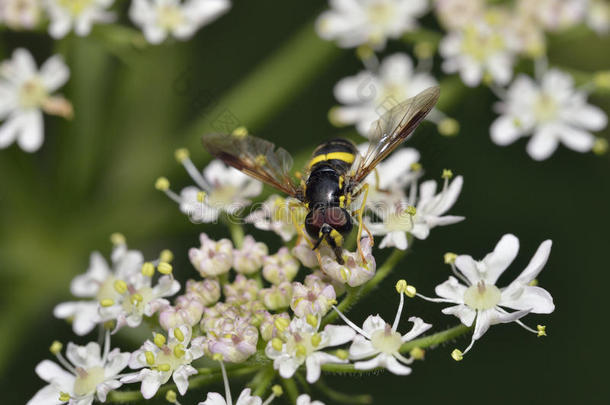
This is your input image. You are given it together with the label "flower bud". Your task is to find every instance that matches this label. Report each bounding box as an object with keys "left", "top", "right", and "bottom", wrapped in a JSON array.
[
  {"left": 189, "top": 233, "right": 233, "bottom": 277},
  {"left": 291, "top": 240, "right": 319, "bottom": 269},
  {"left": 224, "top": 274, "right": 260, "bottom": 305},
  {"left": 320, "top": 237, "right": 376, "bottom": 287},
  {"left": 186, "top": 278, "right": 221, "bottom": 306},
  {"left": 259, "top": 282, "right": 293, "bottom": 311},
  {"left": 291, "top": 275, "right": 336, "bottom": 318},
  {"left": 263, "top": 247, "right": 299, "bottom": 284},
  {"left": 233, "top": 235, "right": 268, "bottom": 274},
  {"left": 259, "top": 312, "right": 290, "bottom": 341}
]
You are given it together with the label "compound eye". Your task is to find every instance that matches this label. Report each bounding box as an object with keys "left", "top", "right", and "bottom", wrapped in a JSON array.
[{"left": 325, "top": 207, "right": 347, "bottom": 227}]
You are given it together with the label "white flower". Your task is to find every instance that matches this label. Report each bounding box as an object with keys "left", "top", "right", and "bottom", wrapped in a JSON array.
[
  {"left": 433, "top": 0, "right": 484, "bottom": 30},
  {"left": 245, "top": 195, "right": 305, "bottom": 242},
  {"left": 28, "top": 334, "right": 130, "bottom": 405},
  {"left": 335, "top": 282, "right": 431, "bottom": 374},
  {"left": 440, "top": 19, "right": 519, "bottom": 87},
  {"left": 316, "top": 0, "right": 428, "bottom": 49},
  {"left": 189, "top": 233, "right": 234, "bottom": 277},
  {"left": 0, "top": 48, "right": 71, "bottom": 152},
  {"left": 121, "top": 325, "right": 205, "bottom": 398},
  {"left": 99, "top": 268, "right": 180, "bottom": 332},
  {"left": 232, "top": 235, "right": 268, "bottom": 274},
  {"left": 44, "top": 0, "right": 115, "bottom": 38},
  {"left": 0, "top": 0, "right": 42, "bottom": 29},
  {"left": 129, "top": 0, "right": 231, "bottom": 44},
  {"left": 166, "top": 154, "right": 262, "bottom": 223},
  {"left": 320, "top": 237, "right": 376, "bottom": 287},
  {"left": 200, "top": 388, "right": 262, "bottom": 405},
  {"left": 54, "top": 239, "right": 144, "bottom": 335},
  {"left": 265, "top": 317, "right": 355, "bottom": 383},
  {"left": 291, "top": 275, "right": 336, "bottom": 318},
  {"left": 517, "top": 0, "right": 587, "bottom": 32},
  {"left": 366, "top": 174, "right": 464, "bottom": 250},
  {"left": 490, "top": 69, "right": 607, "bottom": 160},
  {"left": 427, "top": 234, "right": 555, "bottom": 357},
  {"left": 331, "top": 53, "right": 437, "bottom": 137},
  {"left": 587, "top": 0, "right": 610, "bottom": 34},
  {"left": 297, "top": 394, "right": 325, "bottom": 405}
]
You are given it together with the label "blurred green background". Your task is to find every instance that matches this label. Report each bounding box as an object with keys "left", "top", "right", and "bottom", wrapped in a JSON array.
[{"left": 1, "top": 1, "right": 609, "bottom": 404}]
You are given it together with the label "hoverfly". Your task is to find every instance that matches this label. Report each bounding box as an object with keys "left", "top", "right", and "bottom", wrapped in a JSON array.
[{"left": 202, "top": 86, "right": 440, "bottom": 264}]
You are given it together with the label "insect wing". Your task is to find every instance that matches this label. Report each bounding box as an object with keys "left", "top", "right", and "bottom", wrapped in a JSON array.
[
  {"left": 351, "top": 86, "right": 440, "bottom": 184},
  {"left": 202, "top": 133, "right": 300, "bottom": 197}
]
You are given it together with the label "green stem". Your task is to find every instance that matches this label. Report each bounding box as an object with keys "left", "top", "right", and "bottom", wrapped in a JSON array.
[
  {"left": 107, "top": 366, "right": 259, "bottom": 403},
  {"left": 320, "top": 324, "right": 470, "bottom": 374},
  {"left": 251, "top": 366, "right": 276, "bottom": 397},
  {"left": 321, "top": 248, "right": 407, "bottom": 327},
  {"left": 281, "top": 378, "right": 300, "bottom": 405},
  {"left": 226, "top": 217, "right": 245, "bottom": 248},
  {"left": 315, "top": 379, "right": 373, "bottom": 404}
]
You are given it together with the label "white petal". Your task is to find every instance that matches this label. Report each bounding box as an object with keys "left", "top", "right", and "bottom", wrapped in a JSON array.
[
  {"left": 379, "top": 231, "right": 408, "bottom": 250},
  {"left": 490, "top": 115, "right": 523, "bottom": 146},
  {"left": 453, "top": 255, "right": 480, "bottom": 285},
  {"left": 516, "top": 240, "right": 553, "bottom": 285},
  {"left": 173, "top": 365, "right": 197, "bottom": 395},
  {"left": 526, "top": 130, "right": 559, "bottom": 161},
  {"left": 66, "top": 342, "right": 101, "bottom": 369},
  {"left": 567, "top": 104, "right": 607, "bottom": 131},
  {"left": 322, "top": 325, "right": 356, "bottom": 346},
  {"left": 26, "top": 384, "right": 60, "bottom": 405},
  {"left": 481, "top": 233, "right": 519, "bottom": 285},
  {"left": 354, "top": 354, "right": 383, "bottom": 370},
  {"left": 277, "top": 356, "right": 300, "bottom": 379},
  {"left": 105, "top": 349, "right": 130, "bottom": 377},
  {"left": 401, "top": 316, "right": 432, "bottom": 342},
  {"left": 16, "top": 109, "right": 44, "bottom": 152},
  {"left": 39, "top": 55, "right": 70, "bottom": 92},
  {"left": 435, "top": 276, "right": 466, "bottom": 302},
  {"left": 557, "top": 125, "right": 595, "bottom": 152},
  {"left": 199, "top": 392, "right": 227, "bottom": 405},
  {"left": 361, "top": 315, "right": 386, "bottom": 336},
  {"left": 0, "top": 113, "right": 23, "bottom": 149},
  {"left": 305, "top": 354, "right": 322, "bottom": 383},
  {"left": 472, "top": 309, "right": 493, "bottom": 341},
  {"left": 35, "top": 360, "right": 74, "bottom": 391},
  {"left": 385, "top": 355, "right": 412, "bottom": 375},
  {"left": 49, "top": 16, "right": 73, "bottom": 39},
  {"left": 500, "top": 285, "right": 555, "bottom": 314},
  {"left": 441, "top": 304, "right": 476, "bottom": 326},
  {"left": 348, "top": 335, "right": 377, "bottom": 360},
  {"left": 140, "top": 370, "right": 165, "bottom": 399}
]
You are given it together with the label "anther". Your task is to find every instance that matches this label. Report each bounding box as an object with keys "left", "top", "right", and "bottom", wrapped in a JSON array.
[
  {"left": 145, "top": 351, "right": 155, "bottom": 365},
  {"left": 410, "top": 162, "right": 422, "bottom": 172},
  {"left": 438, "top": 118, "right": 459, "bottom": 136},
  {"left": 295, "top": 343, "right": 307, "bottom": 357},
  {"left": 174, "top": 148, "right": 189, "bottom": 163},
  {"left": 405, "top": 206, "right": 416, "bottom": 216},
  {"left": 274, "top": 317, "right": 290, "bottom": 332},
  {"left": 141, "top": 262, "right": 155, "bottom": 277},
  {"left": 155, "top": 177, "right": 170, "bottom": 191},
  {"left": 451, "top": 349, "right": 463, "bottom": 361},
  {"left": 395, "top": 279, "right": 407, "bottom": 294},
  {"left": 444, "top": 252, "right": 457, "bottom": 264},
  {"left": 335, "top": 349, "right": 349, "bottom": 360},
  {"left": 50, "top": 341, "right": 63, "bottom": 355},
  {"left": 212, "top": 353, "right": 224, "bottom": 361},
  {"left": 232, "top": 126, "right": 248, "bottom": 138},
  {"left": 173, "top": 344, "right": 186, "bottom": 358},
  {"left": 311, "top": 333, "right": 322, "bottom": 347},
  {"left": 58, "top": 392, "right": 71, "bottom": 402},
  {"left": 405, "top": 285, "right": 417, "bottom": 298},
  {"left": 197, "top": 191, "right": 206, "bottom": 202},
  {"left": 100, "top": 299, "right": 115, "bottom": 307},
  {"left": 158, "top": 363, "right": 171, "bottom": 372},
  {"left": 271, "top": 338, "right": 283, "bottom": 351},
  {"left": 110, "top": 232, "right": 126, "bottom": 245},
  {"left": 442, "top": 169, "right": 453, "bottom": 179},
  {"left": 174, "top": 328, "right": 185, "bottom": 342},
  {"left": 160, "top": 249, "right": 174, "bottom": 263},
  {"left": 271, "top": 385, "right": 283, "bottom": 397},
  {"left": 166, "top": 390, "right": 178, "bottom": 403},
  {"left": 154, "top": 333, "right": 166, "bottom": 348},
  {"left": 410, "top": 347, "right": 425, "bottom": 360},
  {"left": 306, "top": 314, "right": 318, "bottom": 328},
  {"left": 593, "top": 138, "right": 608, "bottom": 155},
  {"left": 113, "top": 280, "right": 127, "bottom": 294},
  {"left": 537, "top": 325, "right": 547, "bottom": 337},
  {"left": 157, "top": 262, "right": 173, "bottom": 275}
]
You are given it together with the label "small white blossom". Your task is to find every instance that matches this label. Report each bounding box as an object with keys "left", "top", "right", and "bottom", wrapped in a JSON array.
[
  {"left": 54, "top": 239, "right": 144, "bottom": 335},
  {"left": 265, "top": 317, "right": 355, "bottom": 383},
  {"left": 121, "top": 325, "right": 205, "bottom": 398},
  {"left": 291, "top": 275, "right": 336, "bottom": 318},
  {"left": 168, "top": 156, "right": 262, "bottom": 223},
  {"left": 245, "top": 195, "right": 304, "bottom": 242},
  {"left": 297, "top": 394, "right": 325, "bottom": 405},
  {"left": 320, "top": 237, "right": 376, "bottom": 287},
  {"left": 440, "top": 19, "right": 519, "bottom": 87},
  {"left": 129, "top": 0, "right": 231, "bottom": 44},
  {"left": 516, "top": 0, "right": 587, "bottom": 32},
  {"left": 233, "top": 235, "right": 268, "bottom": 274},
  {"left": 0, "top": 48, "right": 71, "bottom": 152},
  {"left": 335, "top": 283, "right": 431, "bottom": 375},
  {"left": 587, "top": 0, "right": 610, "bottom": 34},
  {"left": 0, "top": 0, "right": 42, "bottom": 29},
  {"left": 491, "top": 69, "right": 607, "bottom": 160},
  {"left": 262, "top": 247, "right": 299, "bottom": 285},
  {"left": 44, "top": 0, "right": 115, "bottom": 38},
  {"left": 99, "top": 270, "right": 180, "bottom": 332},
  {"left": 189, "top": 233, "right": 234, "bottom": 277},
  {"left": 433, "top": 0, "right": 484, "bottom": 30},
  {"left": 206, "top": 317, "right": 259, "bottom": 363},
  {"left": 366, "top": 174, "right": 464, "bottom": 250},
  {"left": 28, "top": 334, "right": 130, "bottom": 405},
  {"left": 316, "top": 0, "right": 428, "bottom": 49},
  {"left": 200, "top": 388, "right": 262, "bottom": 405},
  {"left": 426, "top": 234, "right": 555, "bottom": 357},
  {"left": 331, "top": 53, "right": 437, "bottom": 137}
]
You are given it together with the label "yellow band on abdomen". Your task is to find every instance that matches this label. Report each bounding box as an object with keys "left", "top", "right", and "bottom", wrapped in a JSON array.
[{"left": 308, "top": 152, "right": 355, "bottom": 168}]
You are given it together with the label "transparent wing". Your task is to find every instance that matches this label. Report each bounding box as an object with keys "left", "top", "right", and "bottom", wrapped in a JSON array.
[
  {"left": 350, "top": 86, "right": 440, "bottom": 184},
  {"left": 202, "top": 132, "right": 300, "bottom": 197}
]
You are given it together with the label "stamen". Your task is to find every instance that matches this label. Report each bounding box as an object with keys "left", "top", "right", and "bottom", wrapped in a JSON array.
[
  {"left": 141, "top": 262, "right": 155, "bottom": 277},
  {"left": 263, "top": 385, "right": 283, "bottom": 405},
  {"left": 166, "top": 389, "right": 182, "bottom": 405},
  {"left": 218, "top": 359, "right": 232, "bottom": 405},
  {"left": 157, "top": 262, "right": 173, "bottom": 275},
  {"left": 409, "top": 347, "right": 425, "bottom": 360},
  {"left": 415, "top": 293, "right": 454, "bottom": 304},
  {"left": 179, "top": 155, "right": 212, "bottom": 191},
  {"left": 394, "top": 352, "right": 414, "bottom": 365},
  {"left": 154, "top": 333, "right": 166, "bottom": 348},
  {"left": 392, "top": 281, "right": 406, "bottom": 331},
  {"left": 160, "top": 249, "right": 174, "bottom": 263},
  {"left": 102, "top": 330, "right": 111, "bottom": 363},
  {"left": 110, "top": 233, "right": 126, "bottom": 246},
  {"left": 537, "top": 325, "right": 547, "bottom": 337},
  {"left": 332, "top": 305, "right": 369, "bottom": 339},
  {"left": 174, "top": 327, "right": 185, "bottom": 342}
]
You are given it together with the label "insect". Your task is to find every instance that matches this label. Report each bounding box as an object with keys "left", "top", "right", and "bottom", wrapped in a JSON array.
[{"left": 202, "top": 86, "right": 440, "bottom": 264}]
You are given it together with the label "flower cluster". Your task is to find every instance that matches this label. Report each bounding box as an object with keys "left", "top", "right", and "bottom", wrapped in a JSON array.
[{"left": 316, "top": 0, "right": 609, "bottom": 160}]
